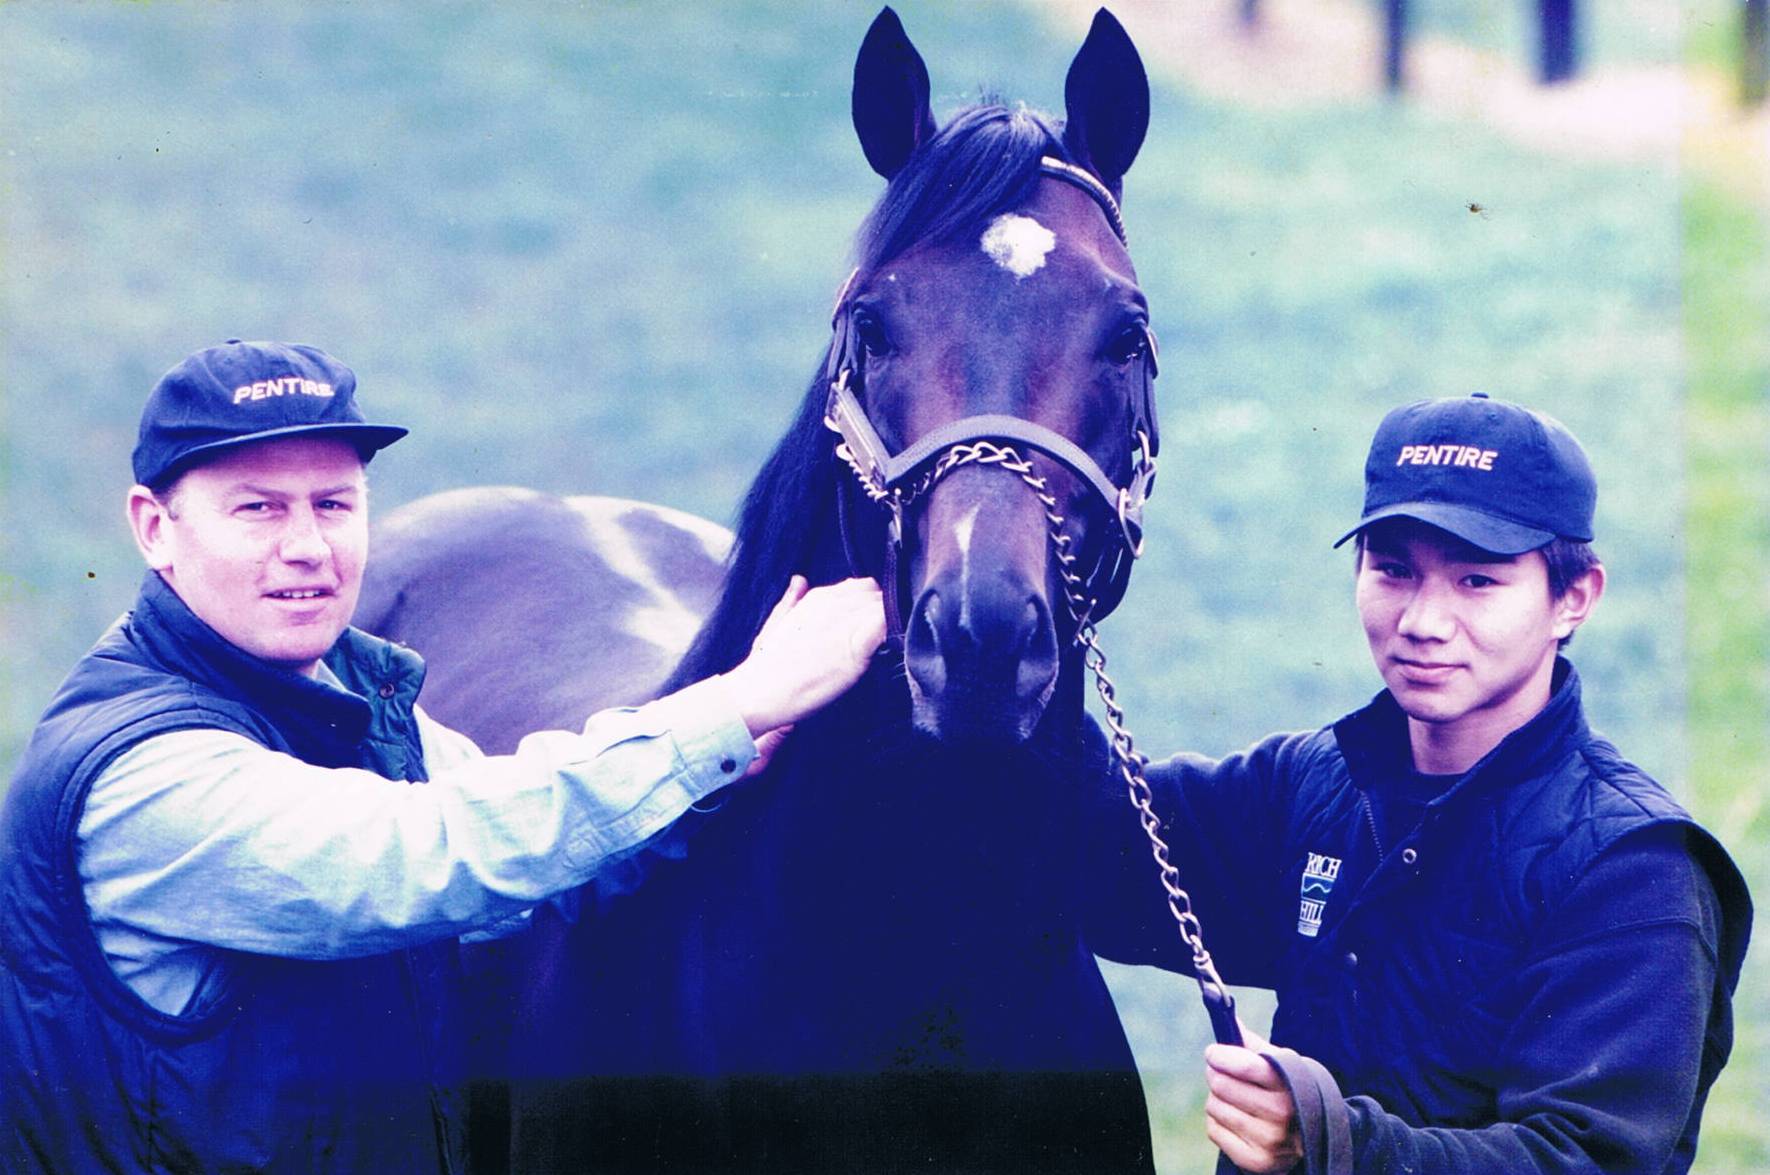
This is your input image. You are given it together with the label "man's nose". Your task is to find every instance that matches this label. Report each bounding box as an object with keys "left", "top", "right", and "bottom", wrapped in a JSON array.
[
  {"left": 1396, "top": 579, "right": 1455, "bottom": 641},
  {"left": 277, "top": 507, "right": 329, "bottom": 564}
]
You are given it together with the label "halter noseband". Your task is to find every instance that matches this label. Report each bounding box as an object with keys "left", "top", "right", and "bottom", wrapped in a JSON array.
[{"left": 823, "top": 156, "right": 1160, "bottom": 638}]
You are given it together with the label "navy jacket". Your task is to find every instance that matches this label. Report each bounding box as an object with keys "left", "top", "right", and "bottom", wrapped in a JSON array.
[
  {"left": 1088, "top": 661, "right": 1751, "bottom": 1173},
  {"left": 0, "top": 573, "right": 466, "bottom": 1173}
]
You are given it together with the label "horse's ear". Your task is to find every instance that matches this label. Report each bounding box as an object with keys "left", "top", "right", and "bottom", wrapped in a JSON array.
[
  {"left": 852, "top": 7, "right": 936, "bottom": 180},
  {"left": 1062, "top": 8, "right": 1149, "bottom": 198}
]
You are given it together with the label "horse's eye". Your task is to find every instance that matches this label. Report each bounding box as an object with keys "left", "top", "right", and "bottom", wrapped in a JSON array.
[
  {"left": 1104, "top": 326, "right": 1148, "bottom": 367},
  {"left": 853, "top": 308, "right": 892, "bottom": 358}
]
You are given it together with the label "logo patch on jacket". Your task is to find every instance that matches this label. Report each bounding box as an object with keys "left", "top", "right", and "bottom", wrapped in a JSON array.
[{"left": 1297, "top": 852, "right": 1342, "bottom": 938}]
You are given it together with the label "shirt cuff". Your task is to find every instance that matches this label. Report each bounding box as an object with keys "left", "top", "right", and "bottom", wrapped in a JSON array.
[{"left": 633, "top": 674, "right": 758, "bottom": 804}]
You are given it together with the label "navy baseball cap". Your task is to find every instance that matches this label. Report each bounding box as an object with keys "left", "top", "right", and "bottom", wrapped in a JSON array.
[
  {"left": 1334, "top": 392, "right": 1596, "bottom": 554},
  {"left": 132, "top": 340, "right": 408, "bottom": 488}
]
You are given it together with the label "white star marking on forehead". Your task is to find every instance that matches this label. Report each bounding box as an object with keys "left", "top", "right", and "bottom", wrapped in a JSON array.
[{"left": 980, "top": 214, "right": 1056, "bottom": 279}]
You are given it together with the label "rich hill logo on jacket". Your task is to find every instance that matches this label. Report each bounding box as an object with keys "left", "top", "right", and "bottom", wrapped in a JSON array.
[{"left": 1297, "top": 852, "right": 1342, "bottom": 938}]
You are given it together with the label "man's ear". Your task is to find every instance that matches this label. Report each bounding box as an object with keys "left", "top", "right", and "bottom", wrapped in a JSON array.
[
  {"left": 1551, "top": 563, "right": 1605, "bottom": 642},
  {"left": 127, "top": 485, "right": 175, "bottom": 572}
]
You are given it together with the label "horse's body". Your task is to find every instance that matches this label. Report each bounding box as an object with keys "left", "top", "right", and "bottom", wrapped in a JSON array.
[
  {"left": 361, "top": 10, "right": 1189, "bottom": 1172},
  {"left": 356, "top": 488, "right": 729, "bottom": 752}
]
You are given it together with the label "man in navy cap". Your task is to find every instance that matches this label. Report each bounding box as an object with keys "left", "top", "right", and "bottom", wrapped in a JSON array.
[
  {"left": 0, "top": 340, "right": 885, "bottom": 1173},
  {"left": 1087, "top": 394, "right": 1751, "bottom": 1173}
]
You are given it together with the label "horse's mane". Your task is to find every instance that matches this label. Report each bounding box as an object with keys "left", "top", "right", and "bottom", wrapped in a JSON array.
[{"left": 663, "top": 103, "right": 1072, "bottom": 692}]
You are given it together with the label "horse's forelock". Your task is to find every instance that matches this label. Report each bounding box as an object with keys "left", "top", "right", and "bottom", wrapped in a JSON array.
[{"left": 857, "top": 103, "right": 1067, "bottom": 272}]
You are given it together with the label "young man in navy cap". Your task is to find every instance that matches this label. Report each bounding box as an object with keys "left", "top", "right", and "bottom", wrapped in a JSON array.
[
  {"left": 0, "top": 340, "right": 885, "bottom": 1173},
  {"left": 1089, "top": 394, "right": 1751, "bottom": 1173}
]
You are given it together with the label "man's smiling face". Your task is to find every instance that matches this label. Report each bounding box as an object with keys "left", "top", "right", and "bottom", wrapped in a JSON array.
[
  {"left": 1355, "top": 518, "right": 1579, "bottom": 758},
  {"left": 133, "top": 436, "right": 368, "bottom": 674}
]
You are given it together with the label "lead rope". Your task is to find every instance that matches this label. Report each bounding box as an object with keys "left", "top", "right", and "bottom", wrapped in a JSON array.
[
  {"left": 831, "top": 433, "right": 1243, "bottom": 1045},
  {"left": 1071, "top": 593, "right": 1243, "bottom": 1047}
]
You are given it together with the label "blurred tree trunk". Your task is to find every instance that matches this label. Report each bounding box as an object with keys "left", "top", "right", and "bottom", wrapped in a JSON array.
[
  {"left": 1747, "top": 0, "right": 1769, "bottom": 105},
  {"left": 1539, "top": 0, "right": 1578, "bottom": 84},
  {"left": 1383, "top": 0, "right": 1408, "bottom": 92}
]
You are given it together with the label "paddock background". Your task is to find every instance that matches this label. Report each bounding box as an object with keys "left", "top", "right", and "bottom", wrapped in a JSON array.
[{"left": 3, "top": 2, "right": 1764, "bottom": 1169}]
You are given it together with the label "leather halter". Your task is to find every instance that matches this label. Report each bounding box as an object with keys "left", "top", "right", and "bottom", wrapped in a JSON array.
[{"left": 823, "top": 156, "right": 1160, "bottom": 638}]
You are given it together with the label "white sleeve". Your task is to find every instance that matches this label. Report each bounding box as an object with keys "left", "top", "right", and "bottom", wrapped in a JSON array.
[
  {"left": 413, "top": 702, "right": 486, "bottom": 775},
  {"left": 78, "top": 677, "right": 756, "bottom": 962}
]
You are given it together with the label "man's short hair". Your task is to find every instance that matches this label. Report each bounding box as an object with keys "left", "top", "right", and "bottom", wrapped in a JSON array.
[{"left": 1541, "top": 537, "right": 1601, "bottom": 601}]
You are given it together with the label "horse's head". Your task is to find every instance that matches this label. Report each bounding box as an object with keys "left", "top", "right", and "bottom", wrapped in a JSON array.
[{"left": 827, "top": 8, "right": 1157, "bottom": 745}]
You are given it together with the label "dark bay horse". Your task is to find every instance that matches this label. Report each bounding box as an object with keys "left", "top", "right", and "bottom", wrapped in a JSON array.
[{"left": 361, "top": 9, "right": 1198, "bottom": 1172}]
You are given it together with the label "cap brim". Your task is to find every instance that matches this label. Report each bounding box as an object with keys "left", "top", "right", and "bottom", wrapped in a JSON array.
[
  {"left": 150, "top": 423, "right": 408, "bottom": 485},
  {"left": 1332, "top": 501, "right": 1555, "bottom": 555}
]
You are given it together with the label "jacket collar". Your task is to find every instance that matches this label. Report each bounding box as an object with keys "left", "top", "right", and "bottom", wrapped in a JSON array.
[
  {"left": 128, "top": 571, "right": 420, "bottom": 766},
  {"left": 1333, "top": 656, "right": 1589, "bottom": 802}
]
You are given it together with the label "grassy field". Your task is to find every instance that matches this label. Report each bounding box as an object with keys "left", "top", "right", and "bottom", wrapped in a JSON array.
[
  {"left": 1680, "top": 113, "right": 1770, "bottom": 1175},
  {"left": 2, "top": 1, "right": 1761, "bottom": 1168},
  {"left": 1683, "top": 177, "right": 1770, "bottom": 1173}
]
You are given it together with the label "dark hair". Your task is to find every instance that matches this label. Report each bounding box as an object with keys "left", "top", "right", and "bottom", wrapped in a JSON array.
[
  {"left": 1541, "top": 537, "right": 1600, "bottom": 600},
  {"left": 146, "top": 472, "right": 186, "bottom": 516}
]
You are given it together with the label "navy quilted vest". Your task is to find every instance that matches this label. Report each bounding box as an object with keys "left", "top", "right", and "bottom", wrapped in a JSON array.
[
  {"left": 1, "top": 573, "right": 466, "bottom": 1173},
  {"left": 1270, "top": 665, "right": 1750, "bottom": 1154}
]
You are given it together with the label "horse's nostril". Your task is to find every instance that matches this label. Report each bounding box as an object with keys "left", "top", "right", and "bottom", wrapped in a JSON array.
[
  {"left": 920, "top": 591, "right": 942, "bottom": 638},
  {"left": 1015, "top": 596, "right": 1058, "bottom": 704},
  {"left": 905, "top": 590, "right": 947, "bottom": 697}
]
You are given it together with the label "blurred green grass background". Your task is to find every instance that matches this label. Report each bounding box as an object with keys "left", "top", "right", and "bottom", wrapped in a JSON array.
[{"left": 2, "top": 2, "right": 1763, "bottom": 1169}]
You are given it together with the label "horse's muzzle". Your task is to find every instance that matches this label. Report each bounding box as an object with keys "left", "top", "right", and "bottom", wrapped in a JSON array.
[{"left": 903, "top": 574, "right": 1059, "bottom": 744}]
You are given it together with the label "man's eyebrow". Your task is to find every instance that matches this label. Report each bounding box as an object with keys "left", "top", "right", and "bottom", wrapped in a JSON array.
[
  {"left": 221, "top": 482, "right": 285, "bottom": 498},
  {"left": 223, "top": 482, "right": 361, "bottom": 499}
]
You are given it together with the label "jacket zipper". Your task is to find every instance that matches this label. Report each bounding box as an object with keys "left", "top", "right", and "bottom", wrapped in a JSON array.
[{"left": 1360, "top": 793, "right": 1386, "bottom": 861}]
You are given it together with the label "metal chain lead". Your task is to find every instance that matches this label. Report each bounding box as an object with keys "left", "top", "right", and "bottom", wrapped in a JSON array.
[{"left": 835, "top": 436, "right": 1235, "bottom": 1004}]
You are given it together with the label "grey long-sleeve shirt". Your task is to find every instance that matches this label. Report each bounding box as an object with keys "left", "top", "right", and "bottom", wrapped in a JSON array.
[{"left": 79, "top": 677, "right": 755, "bottom": 1015}]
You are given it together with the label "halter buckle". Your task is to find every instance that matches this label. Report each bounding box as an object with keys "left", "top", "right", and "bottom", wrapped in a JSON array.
[
  {"left": 1116, "top": 431, "right": 1156, "bottom": 557},
  {"left": 825, "top": 369, "right": 892, "bottom": 501}
]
